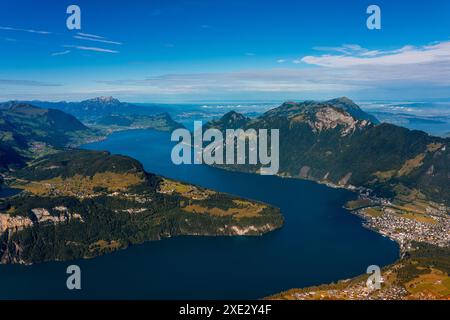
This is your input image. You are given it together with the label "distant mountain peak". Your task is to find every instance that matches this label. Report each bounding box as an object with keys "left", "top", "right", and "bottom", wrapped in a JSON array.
[
  {"left": 204, "top": 110, "right": 250, "bottom": 130},
  {"left": 281, "top": 101, "right": 298, "bottom": 107},
  {"left": 0, "top": 101, "right": 36, "bottom": 110},
  {"left": 264, "top": 98, "right": 378, "bottom": 124},
  {"left": 82, "top": 96, "right": 121, "bottom": 105},
  {"left": 265, "top": 97, "right": 379, "bottom": 124},
  {"left": 222, "top": 110, "right": 247, "bottom": 121},
  {"left": 329, "top": 96, "right": 355, "bottom": 104},
  {"left": 0, "top": 102, "right": 48, "bottom": 116},
  {"left": 325, "top": 97, "right": 379, "bottom": 124}
]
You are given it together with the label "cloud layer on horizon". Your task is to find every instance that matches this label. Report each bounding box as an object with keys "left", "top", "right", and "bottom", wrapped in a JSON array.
[
  {"left": 2, "top": 40, "right": 450, "bottom": 101},
  {"left": 0, "top": 79, "right": 62, "bottom": 86},
  {"left": 302, "top": 41, "right": 450, "bottom": 67},
  {"left": 87, "top": 40, "right": 450, "bottom": 100}
]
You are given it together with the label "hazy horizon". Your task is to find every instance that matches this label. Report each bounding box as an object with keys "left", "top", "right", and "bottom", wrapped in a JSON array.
[{"left": 1, "top": 0, "right": 450, "bottom": 102}]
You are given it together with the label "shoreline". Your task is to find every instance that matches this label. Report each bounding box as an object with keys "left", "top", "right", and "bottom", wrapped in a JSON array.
[
  {"left": 211, "top": 166, "right": 449, "bottom": 299},
  {"left": 27, "top": 128, "right": 449, "bottom": 298}
]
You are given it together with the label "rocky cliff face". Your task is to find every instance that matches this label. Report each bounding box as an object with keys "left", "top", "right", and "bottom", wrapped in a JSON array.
[
  {"left": 205, "top": 98, "right": 450, "bottom": 206},
  {"left": 0, "top": 214, "right": 32, "bottom": 234},
  {"left": 0, "top": 207, "right": 83, "bottom": 235},
  {"left": 311, "top": 106, "right": 370, "bottom": 136},
  {"left": 0, "top": 150, "right": 283, "bottom": 264},
  {"left": 0, "top": 215, "right": 32, "bottom": 264}
]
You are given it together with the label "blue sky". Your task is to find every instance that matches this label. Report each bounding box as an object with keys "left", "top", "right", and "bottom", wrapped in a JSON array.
[{"left": 1, "top": 0, "right": 450, "bottom": 102}]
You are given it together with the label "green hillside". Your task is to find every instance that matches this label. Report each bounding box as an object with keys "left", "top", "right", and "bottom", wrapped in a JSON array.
[
  {"left": 0, "top": 150, "right": 283, "bottom": 264},
  {"left": 0, "top": 103, "right": 99, "bottom": 169},
  {"left": 206, "top": 98, "right": 450, "bottom": 205},
  {"left": 94, "top": 113, "right": 184, "bottom": 131}
]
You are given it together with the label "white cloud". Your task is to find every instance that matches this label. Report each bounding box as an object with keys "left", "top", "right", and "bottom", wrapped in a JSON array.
[
  {"left": 63, "top": 45, "right": 119, "bottom": 54},
  {"left": 302, "top": 41, "right": 450, "bottom": 67},
  {"left": 312, "top": 44, "right": 366, "bottom": 54},
  {"left": 0, "top": 26, "right": 51, "bottom": 35},
  {"left": 77, "top": 32, "right": 104, "bottom": 39},
  {"left": 7, "top": 39, "right": 450, "bottom": 101},
  {"left": 96, "top": 69, "right": 362, "bottom": 97},
  {"left": 95, "top": 38, "right": 450, "bottom": 99},
  {"left": 51, "top": 50, "right": 71, "bottom": 56},
  {"left": 73, "top": 35, "right": 122, "bottom": 45}
]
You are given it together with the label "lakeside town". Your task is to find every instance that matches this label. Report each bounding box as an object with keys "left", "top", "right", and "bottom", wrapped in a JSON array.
[
  {"left": 268, "top": 184, "right": 450, "bottom": 300},
  {"left": 349, "top": 191, "right": 449, "bottom": 252}
]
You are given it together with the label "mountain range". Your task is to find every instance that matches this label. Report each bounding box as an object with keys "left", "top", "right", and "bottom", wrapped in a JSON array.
[
  {"left": 0, "top": 100, "right": 282, "bottom": 264},
  {"left": 0, "top": 100, "right": 184, "bottom": 170},
  {"left": 0, "top": 95, "right": 448, "bottom": 301},
  {"left": 205, "top": 97, "right": 449, "bottom": 206},
  {"left": 0, "top": 102, "right": 97, "bottom": 169},
  {"left": 13, "top": 96, "right": 166, "bottom": 121},
  {"left": 1, "top": 96, "right": 449, "bottom": 265}
]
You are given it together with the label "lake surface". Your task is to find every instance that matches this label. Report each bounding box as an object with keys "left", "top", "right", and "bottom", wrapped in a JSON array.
[
  {"left": 0, "top": 188, "right": 22, "bottom": 198},
  {"left": 0, "top": 129, "right": 398, "bottom": 299}
]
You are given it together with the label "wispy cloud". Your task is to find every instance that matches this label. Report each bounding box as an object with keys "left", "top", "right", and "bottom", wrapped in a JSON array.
[
  {"left": 0, "top": 26, "right": 51, "bottom": 35},
  {"left": 76, "top": 32, "right": 104, "bottom": 39},
  {"left": 277, "top": 59, "right": 286, "bottom": 63},
  {"left": 302, "top": 42, "right": 450, "bottom": 67},
  {"left": 73, "top": 35, "right": 122, "bottom": 45},
  {"left": 96, "top": 69, "right": 360, "bottom": 96},
  {"left": 1, "top": 37, "right": 17, "bottom": 42},
  {"left": 94, "top": 40, "right": 450, "bottom": 99},
  {"left": 63, "top": 45, "right": 119, "bottom": 54},
  {"left": 1, "top": 27, "right": 122, "bottom": 56},
  {"left": 312, "top": 44, "right": 370, "bottom": 55},
  {"left": 73, "top": 32, "right": 122, "bottom": 45},
  {"left": 51, "top": 50, "right": 71, "bottom": 56},
  {"left": 0, "top": 79, "right": 61, "bottom": 86}
]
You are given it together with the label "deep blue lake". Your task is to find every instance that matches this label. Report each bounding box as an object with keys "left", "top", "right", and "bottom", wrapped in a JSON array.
[
  {"left": 0, "top": 188, "right": 22, "bottom": 198},
  {"left": 0, "top": 129, "right": 398, "bottom": 299}
]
